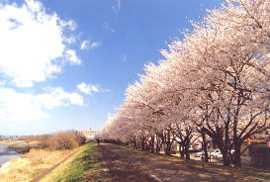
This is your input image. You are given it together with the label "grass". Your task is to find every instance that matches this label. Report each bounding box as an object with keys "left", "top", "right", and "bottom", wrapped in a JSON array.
[
  {"left": 0, "top": 148, "right": 73, "bottom": 182},
  {"left": 7, "top": 144, "right": 31, "bottom": 154},
  {"left": 0, "top": 139, "right": 41, "bottom": 154},
  {"left": 0, "top": 140, "right": 22, "bottom": 145},
  {"left": 40, "top": 143, "right": 111, "bottom": 182}
]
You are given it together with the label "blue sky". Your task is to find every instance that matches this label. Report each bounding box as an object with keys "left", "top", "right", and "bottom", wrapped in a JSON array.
[{"left": 0, "top": 0, "right": 223, "bottom": 135}]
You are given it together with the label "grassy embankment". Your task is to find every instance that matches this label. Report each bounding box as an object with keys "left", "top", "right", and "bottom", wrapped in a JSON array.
[
  {"left": 0, "top": 148, "right": 74, "bottom": 182},
  {"left": 40, "top": 142, "right": 111, "bottom": 182},
  {"left": 0, "top": 132, "right": 89, "bottom": 182}
]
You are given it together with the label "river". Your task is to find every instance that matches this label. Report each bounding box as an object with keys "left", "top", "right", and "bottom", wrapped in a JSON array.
[{"left": 0, "top": 144, "right": 20, "bottom": 166}]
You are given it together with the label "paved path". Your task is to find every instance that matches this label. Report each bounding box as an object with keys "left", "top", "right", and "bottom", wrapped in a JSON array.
[{"left": 99, "top": 143, "right": 269, "bottom": 182}]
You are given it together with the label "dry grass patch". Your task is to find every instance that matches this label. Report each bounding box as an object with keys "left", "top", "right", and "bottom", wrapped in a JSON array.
[
  {"left": 0, "top": 140, "right": 25, "bottom": 145},
  {"left": 0, "top": 149, "right": 73, "bottom": 182}
]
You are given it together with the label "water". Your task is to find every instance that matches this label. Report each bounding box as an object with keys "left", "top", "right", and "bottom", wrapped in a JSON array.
[{"left": 0, "top": 144, "right": 20, "bottom": 166}]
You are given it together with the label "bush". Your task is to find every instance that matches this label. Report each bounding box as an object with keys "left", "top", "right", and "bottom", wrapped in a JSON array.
[
  {"left": 47, "top": 131, "right": 87, "bottom": 150},
  {"left": 74, "top": 131, "right": 87, "bottom": 146},
  {"left": 8, "top": 145, "right": 31, "bottom": 154},
  {"left": 24, "top": 131, "right": 87, "bottom": 150},
  {"left": 51, "top": 132, "right": 78, "bottom": 150}
]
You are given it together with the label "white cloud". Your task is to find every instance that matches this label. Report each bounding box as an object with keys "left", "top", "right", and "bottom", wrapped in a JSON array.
[
  {"left": 103, "top": 22, "right": 116, "bottom": 33},
  {"left": 37, "top": 87, "right": 84, "bottom": 109},
  {"left": 121, "top": 54, "right": 127, "bottom": 62},
  {"left": 64, "top": 36, "right": 77, "bottom": 44},
  {"left": 0, "top": 87, "right": 84, "bottom": 122},
  {"left": 77, "top": 82, "right": 110, "bottom": 95},
  {"left": 77, "top": 82, "right": 99, "bottom": 95},
  {"left": 60, "top": 20, "right": 77, "bottom": 31},
  {"left": 0, "top": 0, "right": 80, "bottom": 87},
  {"left": 0, "top": 81, "right": 6, "bottom": 86},
  {"left": 91, "top": 42, "right": 101, "bottom": 49},
  {"left": 80, "top": 40, "right": 89, "bottom": 50},
  {"left": 80, "top": 40, "right": 101, "bottom": 50},
  {"left": 65, "top": 49, "right": 82, "bottom": 65},
  {"left": 112, "top": 0, "right": 121, "bottom": 13}
]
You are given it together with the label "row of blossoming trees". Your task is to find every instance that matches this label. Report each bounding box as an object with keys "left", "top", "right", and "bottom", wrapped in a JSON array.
[{"left": 99, "top": 0, "right": 270, "bottom": 168}]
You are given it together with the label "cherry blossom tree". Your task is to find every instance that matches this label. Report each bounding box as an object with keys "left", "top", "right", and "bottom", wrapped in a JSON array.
[{"left": 99, "top": 0, "right": 270, "bottom": 168}]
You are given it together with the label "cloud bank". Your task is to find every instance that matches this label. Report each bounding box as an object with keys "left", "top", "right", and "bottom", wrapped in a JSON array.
[
  {"left": 0, "top": 0, "right": 87, "bottom": 124},
  {"left": 0, "top": 87, "right": 84, "bottom": 122},
  {"left": 0, "top": 0, "right": 80, "bottom": 87}
]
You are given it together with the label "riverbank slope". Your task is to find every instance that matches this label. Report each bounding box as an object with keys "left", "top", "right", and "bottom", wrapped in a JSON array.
[
  {"left": 40, "top": 143, "right": 111, "bottom": 182},
  {"left": 0, "top": 148, "right": 74, "bottom": 182}
]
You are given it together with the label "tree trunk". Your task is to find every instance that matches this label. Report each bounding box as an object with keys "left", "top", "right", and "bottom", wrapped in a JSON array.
[
  {"left": 185, "top": 139, "right": 190, "bottom": 160},
  {"left": 233, "top": 144, "right": 242, "bottom": 168},
  {"left": 141, "top": 137, "right": 146, "bottom": 150},
  {"left": 208, "top": 129, "right": 232, "bottom": 167},
  {"left": 180, "top": 150, "right": 185, "bottom": 159},
  {"left": 155, "top": 135, "right": 162, "bottom": 154},
  {"left": 177, "top": 144, "right": 185, "bottom": 159},
  {"left": 202, "top": 132, "right": 209, "bottom": 162},
  {"left": 156, "top": 143, "right": 161, "bottom": 153},
  {"left": 221, "top": 150, "right": 231, "bottom": 167},
  {"left": 150, "top": 136, "right": 155, "bottom": 153},
  {"left": 134, "top": 140, "right": 138, "bottom": 149},
  {"left": 165, "top": 143, "right": 172, "bottom": 156}
]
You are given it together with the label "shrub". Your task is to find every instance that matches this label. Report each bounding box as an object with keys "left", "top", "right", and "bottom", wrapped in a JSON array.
[
  {"left": 51, "top": 132, "right": 79, "bottom": 150},
  {"left": 24, "top": 131, "right": 87, "bottom": 150}
]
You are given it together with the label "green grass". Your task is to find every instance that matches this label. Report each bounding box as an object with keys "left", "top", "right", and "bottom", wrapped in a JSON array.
[{"left": 40, "top": 142, "right": 110, "bottom": 182}]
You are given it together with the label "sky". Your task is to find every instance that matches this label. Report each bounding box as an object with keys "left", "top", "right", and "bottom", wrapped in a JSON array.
[{"left": 0, "top": 0, "right": 223, "bottom": 135}]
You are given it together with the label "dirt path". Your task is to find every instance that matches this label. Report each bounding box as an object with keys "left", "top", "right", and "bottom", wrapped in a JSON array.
[
  {"left": 99, "top": 144, "right": 157, "bottom": 182},
  {"left": 99, "top": 143, "right": 265, "bottom": 182},
  {"left": 30, "top": 150, "right": 77, "bottom": 182}
]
